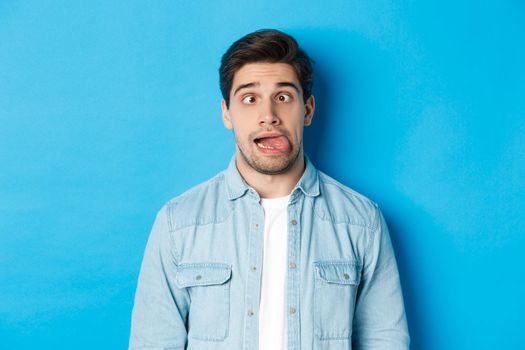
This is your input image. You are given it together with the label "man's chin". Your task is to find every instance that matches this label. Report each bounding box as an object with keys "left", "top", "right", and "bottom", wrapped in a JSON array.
[
  {"left": 249, "top": 154, "right": 299, "bottom": 175},
  {"left": 253, "top": 165, "right": 291, "bottom": 176}
]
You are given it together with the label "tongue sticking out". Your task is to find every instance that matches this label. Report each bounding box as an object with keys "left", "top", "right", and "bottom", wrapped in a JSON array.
[{"left": 255, "top": 136, "right": 289, "bottom": 152}]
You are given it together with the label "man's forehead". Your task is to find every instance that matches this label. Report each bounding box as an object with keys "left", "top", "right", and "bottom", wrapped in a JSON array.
[{"left": 231, "top": 62, "right": 300, "bottom": 87}]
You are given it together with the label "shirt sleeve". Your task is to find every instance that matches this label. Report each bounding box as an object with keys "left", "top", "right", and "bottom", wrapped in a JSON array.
[
  {"left": 352, "top": 206, "right": 410, "bottom": 349},
  {"left": 129, "top": 205, "right": 189, "bottom": 350}
]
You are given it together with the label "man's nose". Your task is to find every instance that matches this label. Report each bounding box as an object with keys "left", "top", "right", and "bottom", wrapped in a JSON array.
[{"left": 259, "top": 100, "right": 280, "bottom": 126}]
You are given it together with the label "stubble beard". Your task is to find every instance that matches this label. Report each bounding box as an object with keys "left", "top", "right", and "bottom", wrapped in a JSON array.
[{"left": 235, "top": 132, "right": 302, "bottom": 176}]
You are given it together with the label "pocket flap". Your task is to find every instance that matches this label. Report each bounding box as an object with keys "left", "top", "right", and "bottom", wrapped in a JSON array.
[
  {"left": 315, "top": 261, "right": 362, "bottom": 285},
  {"left": 175, "top": 263, "right": 232, "bottom": 288}
]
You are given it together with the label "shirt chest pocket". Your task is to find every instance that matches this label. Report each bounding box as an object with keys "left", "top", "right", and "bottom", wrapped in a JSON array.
[
  {"left": 314, "top": 261, "right": 362, "bottom": 341},
  {"left": 175, "top": 263, "right": 232, "bottom": 341}
]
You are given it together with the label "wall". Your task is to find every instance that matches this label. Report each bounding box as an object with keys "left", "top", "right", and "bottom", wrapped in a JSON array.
[{"left": 1, "top": 1, "right": 524, "bottom": 349}]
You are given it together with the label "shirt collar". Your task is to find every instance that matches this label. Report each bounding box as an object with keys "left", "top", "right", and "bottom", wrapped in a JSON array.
[
  {"left": 225, "top": 155, "right": 250, "bottom": 200},
  {"left": 225, "top": 154, "right": 320, "bottom": 200},
  {"left": 294, "top": 155, "right": 320, "bottom": 197}
]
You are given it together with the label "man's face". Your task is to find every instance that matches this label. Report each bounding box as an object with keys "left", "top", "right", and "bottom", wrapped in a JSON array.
[{"left": 221, "top": 62, "right": 315, "bottom": 175}]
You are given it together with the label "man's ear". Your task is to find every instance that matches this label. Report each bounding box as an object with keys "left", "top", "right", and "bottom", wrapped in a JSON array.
[
  {"left": 304, "top": 95, "right": 315, "bottom": 126},
  {"left": 221, "top": 99, "right": 233, "bottom": 129}
]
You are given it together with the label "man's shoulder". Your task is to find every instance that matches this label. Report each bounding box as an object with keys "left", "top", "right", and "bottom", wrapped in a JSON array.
[
  {"left": 159, "top": 170, "right": 232, "bottom": 230},
  {"left": 316, "top": 171, "right": 380, "bottom": 229}
]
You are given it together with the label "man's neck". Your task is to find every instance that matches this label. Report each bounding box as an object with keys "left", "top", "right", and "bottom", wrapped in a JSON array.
[{"left": 235, "top": 151, "right": 306, "bottom": 199}]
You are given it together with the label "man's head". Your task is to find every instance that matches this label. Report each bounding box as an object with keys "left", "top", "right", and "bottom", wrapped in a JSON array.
[
  {"left": 220, "top": 29, "right": 315, "bottom": 177},
  {"left": 220, "top": 29, "right": 313, "bottom": 108}
]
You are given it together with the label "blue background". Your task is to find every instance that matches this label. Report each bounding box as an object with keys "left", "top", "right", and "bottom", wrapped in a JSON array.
[{"left": 1, "top": 1, "right": 524, "bottom": 349}]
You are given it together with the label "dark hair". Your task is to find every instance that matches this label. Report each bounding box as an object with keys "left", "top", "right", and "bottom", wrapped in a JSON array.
[{"left": 219, "top": 29, "right": 313, "bottom": 107}]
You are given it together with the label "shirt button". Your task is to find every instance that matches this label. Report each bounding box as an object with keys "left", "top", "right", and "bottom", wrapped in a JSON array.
[
  {"left": 289, "top": 263, "right": 296, "bottom": 269},
  {"left": 291, "top": 219, "right": 297, "bottom": 225},
  {"left": 195, "top": 275, "right": 202, "bottom": 280},
  {"left": 343, "top": 273, "right": 350, "bottom": 280},
  {"left": 248, "top": 310, "right": 255, "bottom": 317},
  {"left": 254, "top": 223, "right": 259, "bottom": 229},
  {"left": 289, "top": 307, "right": 296, "bottom": 314},
  {"left": 251, "top": 265, "right": 257, "bottom": 272}
]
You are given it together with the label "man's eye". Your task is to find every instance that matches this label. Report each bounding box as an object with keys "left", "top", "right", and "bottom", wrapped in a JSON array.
[
  {"left": 242, "top": 95, "right": 256, "bottom": 104},
  {"left": 277, "top": 94, "right": 292, "bottom": 102}
]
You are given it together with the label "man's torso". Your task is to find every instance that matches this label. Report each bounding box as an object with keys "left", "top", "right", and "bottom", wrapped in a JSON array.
[{"left": 164, "top": 157, "right": 378, "bottom": 349}]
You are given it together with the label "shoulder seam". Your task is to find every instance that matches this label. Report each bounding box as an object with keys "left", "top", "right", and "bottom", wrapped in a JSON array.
[
  {"left": 312, "top": 207, "right": 375, "bottom": 229},
  {"left": 164, "top": 201, "right": 181, "bottom": 264},
  {"left": 364, "top": 203, "right": 381, "bottom": 262}
]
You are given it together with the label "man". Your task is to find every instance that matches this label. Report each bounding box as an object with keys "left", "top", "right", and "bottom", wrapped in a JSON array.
[{"left": 129, "top": 29, "right": 409, "bottom": 350}]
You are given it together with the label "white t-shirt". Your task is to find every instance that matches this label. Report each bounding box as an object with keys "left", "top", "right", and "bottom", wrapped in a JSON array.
[{"left": 258, "top": 195, "right": 290, "bottom": 350}]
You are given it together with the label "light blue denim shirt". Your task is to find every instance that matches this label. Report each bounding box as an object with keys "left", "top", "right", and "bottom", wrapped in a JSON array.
[{"left": 129, "top": 156, "right": 409, "bottom": 350}]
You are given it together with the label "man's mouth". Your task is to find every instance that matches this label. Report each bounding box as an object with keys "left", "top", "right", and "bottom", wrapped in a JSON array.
[{"left": 254, "top": 135, "right": 290, "bottom": 153}]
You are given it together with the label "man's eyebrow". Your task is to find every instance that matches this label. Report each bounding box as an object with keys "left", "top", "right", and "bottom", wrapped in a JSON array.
[
  {"left": 233, "top": 82, "right": 259, "bottom": 96},
  {"left": 276, "top": 81, "right": 300, "bottom": 93},
  {"left": 233, "top": 81, "right": 301, "bottom": 96}
]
